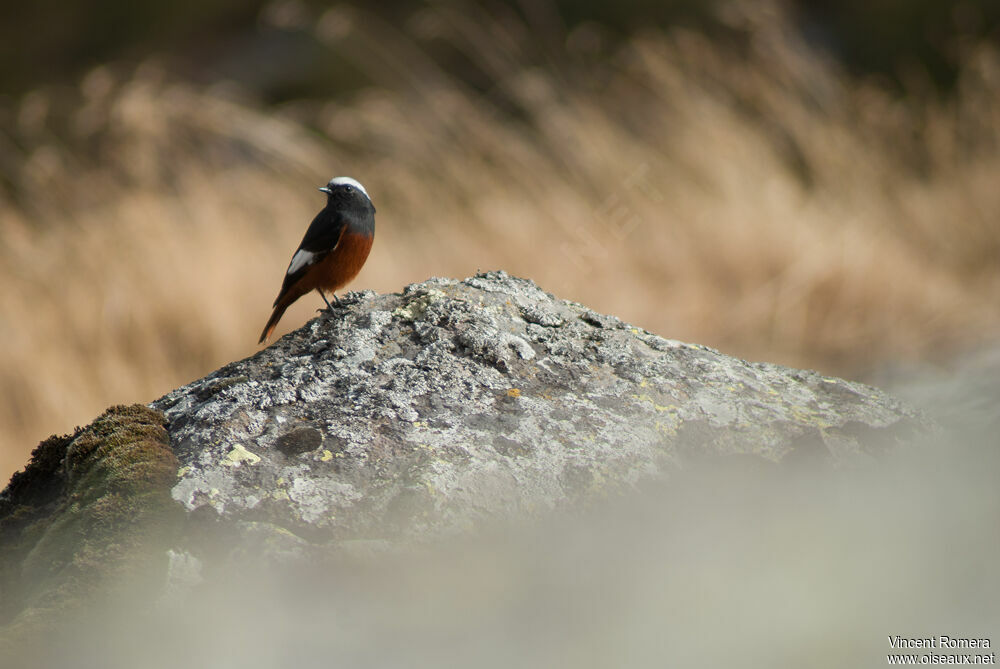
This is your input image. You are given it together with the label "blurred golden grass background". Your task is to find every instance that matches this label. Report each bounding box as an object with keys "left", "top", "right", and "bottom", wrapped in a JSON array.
[{"left": 2, "top": 3, "right": 999, "bottom": 481}]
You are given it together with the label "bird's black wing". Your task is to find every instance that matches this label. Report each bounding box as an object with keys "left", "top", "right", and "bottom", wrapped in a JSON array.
[
  {"left": 271, "top": 208, "right": 347, "bottom": 306},
  {"left": 298, "top": 207, "right": 347, "bottom": 253}
]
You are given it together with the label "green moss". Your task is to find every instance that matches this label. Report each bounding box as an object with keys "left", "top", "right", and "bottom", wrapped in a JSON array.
[{"left": 0, "top": 404, "right": 181, "bottom": 655}]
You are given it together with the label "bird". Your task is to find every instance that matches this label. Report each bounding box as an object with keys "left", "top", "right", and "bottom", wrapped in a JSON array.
[{"left": 259, "top": 176, "right": 375, "bottom": 344}]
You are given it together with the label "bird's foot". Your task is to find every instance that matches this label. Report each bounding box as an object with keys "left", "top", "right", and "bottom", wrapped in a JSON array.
[{"left": 317, "top": 291, "right": 341, "bottom": 315}]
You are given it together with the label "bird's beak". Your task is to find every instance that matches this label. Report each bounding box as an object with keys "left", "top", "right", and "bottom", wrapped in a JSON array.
[{"left": 318, "top": 186, "right": 332, "bottom": 194}]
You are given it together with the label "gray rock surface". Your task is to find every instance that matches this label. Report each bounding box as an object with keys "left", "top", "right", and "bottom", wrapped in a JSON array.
[{"left": 152, "top": 271, "right": 928, "bottom": 545}]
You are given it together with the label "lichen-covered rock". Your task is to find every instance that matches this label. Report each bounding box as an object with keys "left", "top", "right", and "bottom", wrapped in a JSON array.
[{"left": 150, "top": 271, "right": 928, "bottom": 546}]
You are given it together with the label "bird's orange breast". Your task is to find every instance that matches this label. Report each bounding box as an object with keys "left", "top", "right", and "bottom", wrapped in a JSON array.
[{"left": 307, "top": 229, "right": 374, "bottom": 293}]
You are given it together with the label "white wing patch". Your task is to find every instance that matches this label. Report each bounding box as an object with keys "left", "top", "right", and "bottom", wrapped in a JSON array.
[
  {"left": 287, "top": 249, "right": 317, "bottom": 275},
  {"left": 328, "top": 176, "right": 370, "bottom": 200}
]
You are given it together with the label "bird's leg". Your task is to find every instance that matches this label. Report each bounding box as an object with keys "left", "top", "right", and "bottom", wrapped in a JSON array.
[{"left": 317, "top": 289, "right": 336, "bottom": 314}]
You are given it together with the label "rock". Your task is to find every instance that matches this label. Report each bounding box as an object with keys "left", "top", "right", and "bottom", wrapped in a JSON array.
[
  {"left": 150, "top": 270, "right": 926, "bottom": 544},
  {"left": 1, "top": 271, "right": 931, "bottom": 658}
]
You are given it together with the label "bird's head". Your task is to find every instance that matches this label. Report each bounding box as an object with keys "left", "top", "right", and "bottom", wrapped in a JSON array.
[{"left": 319, "top": 176, "right": 373, "bottom": 212}]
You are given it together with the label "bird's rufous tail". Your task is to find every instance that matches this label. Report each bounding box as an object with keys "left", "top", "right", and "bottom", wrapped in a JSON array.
[
  {"left": 259, "top": 303, "right": 289, "bottom": 344},
  {"left": 259, "top": 287, "right": 305, "bottom": 344}
]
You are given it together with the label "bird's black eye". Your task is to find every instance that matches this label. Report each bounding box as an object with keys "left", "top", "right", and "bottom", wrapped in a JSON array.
[{"left": 344, "top": 185, "right": 353, "bottom": 192}]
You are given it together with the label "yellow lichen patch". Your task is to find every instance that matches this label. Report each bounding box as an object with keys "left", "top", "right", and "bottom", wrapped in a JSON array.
[
  {"left": 788, "top": 404, "right": 834, "bottom": 430},
  {"left": 654, "top": 419, "right": 680, "bottom": 436},
  {"left": 222, "top": 444, "right": 261, "bottom": 467},
  {"left": 507, "top": 388, "right": 522, "bottom": 398},
  {"left": 177, "top": 465, "right": 191, "bottom": 477},
  {"left": 319, "top": 450, "right": 333, "bottom": 462},
  {"left": 632, "top": 393, "right": 678, "bottom": 413},
  {"left": 393, "top": 289, "right": 446, "bottom": 321}
]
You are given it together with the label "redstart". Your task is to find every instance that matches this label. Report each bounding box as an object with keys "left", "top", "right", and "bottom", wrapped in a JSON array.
[{"left": 259, "top": 176, "right": 375, "bottom": 344}]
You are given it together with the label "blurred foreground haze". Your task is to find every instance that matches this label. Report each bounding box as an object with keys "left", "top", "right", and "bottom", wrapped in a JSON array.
[
  {"left": 1, "top": 1, "right": 999, "bottom": 512},
  {"left": 38, "top": 432, "right": 1000, "bottom": 668}
]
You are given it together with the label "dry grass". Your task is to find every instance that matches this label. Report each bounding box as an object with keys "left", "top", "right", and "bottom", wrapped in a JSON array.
[{"left": 2, "top": 3, "right": 999, "bottom": 481}]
